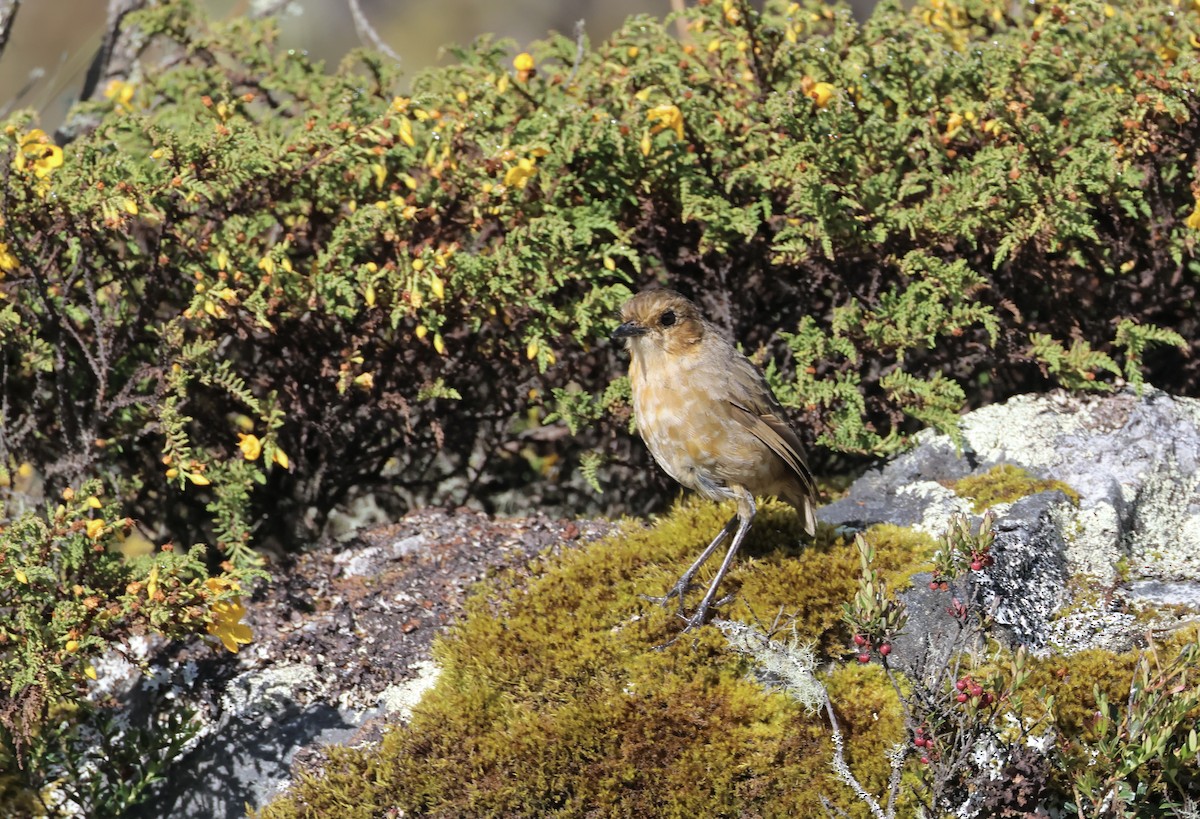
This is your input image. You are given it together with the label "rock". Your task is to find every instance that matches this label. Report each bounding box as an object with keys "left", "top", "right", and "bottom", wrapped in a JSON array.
[
  {"left": 108, "top": 509, "right": 614, "bottom": 818},
  {"left": 66, "top": 390, "right": 1200, "bottom": 815},
  {"left": 822, "top": 388, "right": 1200, "bottom": 652}
]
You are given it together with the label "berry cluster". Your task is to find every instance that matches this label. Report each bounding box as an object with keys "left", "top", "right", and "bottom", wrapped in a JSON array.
[
  {"left": 967, "top": 549, "right": 995, "bottom": 573},
  {"left": 852, "top": 632, "right": 892, "bottom": 663},
  {"left": 912, "top": 725, "right": 938, "bottom": 765},
  {"left": 954, "top": 674, "right": 996, "bottom": 707}
]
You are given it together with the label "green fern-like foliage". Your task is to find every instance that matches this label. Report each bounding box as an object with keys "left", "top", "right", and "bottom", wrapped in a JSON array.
[{"left": 1028, "top": 333, "right": 1123, "bottom": 391}]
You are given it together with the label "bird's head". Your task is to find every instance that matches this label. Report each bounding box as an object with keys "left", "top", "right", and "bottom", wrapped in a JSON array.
[{"left": 612, "top": 289, "right": 706, "bottom": 356}]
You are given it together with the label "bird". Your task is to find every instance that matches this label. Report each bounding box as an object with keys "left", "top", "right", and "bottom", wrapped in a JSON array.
[{"left": 613, "top": 288, "right": 818, "bottom": 633}]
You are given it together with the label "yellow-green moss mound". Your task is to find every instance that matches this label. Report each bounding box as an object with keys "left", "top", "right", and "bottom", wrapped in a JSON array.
[
  {"left": 259, "top": 499, "right": 929, "bottom": 817},
  {"left": 951, "top": 463, "right": 1080, "bottom": 512},
  {"left": 259, "top": 501, "right": 1200, "bottom": 817}
]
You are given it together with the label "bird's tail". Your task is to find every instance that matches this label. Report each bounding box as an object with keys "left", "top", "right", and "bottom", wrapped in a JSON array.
[{"left": 786, "top": 490, "right": 818, "bottom": 538}]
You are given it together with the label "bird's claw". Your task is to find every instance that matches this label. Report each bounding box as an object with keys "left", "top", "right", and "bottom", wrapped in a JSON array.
[
  {"left": 640, "top": 578, "right": 694, "bottom": 611},
  {"left": 678, "top": 592, "right": 737, "bottom": 634}
]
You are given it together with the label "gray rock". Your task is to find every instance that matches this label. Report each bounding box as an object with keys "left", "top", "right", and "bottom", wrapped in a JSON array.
[
  {"left": 1126, "top": 580, "right": 1200, "bottom": 609},
  {"left": 973, "top": 493, "right": 1071, "bottom": 647},
  {"left": 819, "top": 388, "right": 1200, "bottom": 653}
]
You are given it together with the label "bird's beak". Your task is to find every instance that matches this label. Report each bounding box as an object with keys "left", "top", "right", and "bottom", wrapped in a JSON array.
[{"left": 612, "top": 321, "right": 647, "bottom": 340}]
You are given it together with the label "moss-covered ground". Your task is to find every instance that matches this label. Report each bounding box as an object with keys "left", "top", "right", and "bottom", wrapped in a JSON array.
[
  {"left": 258, "top": 498, "right": 1195, "bottom": 817},
  {"left": 259, "top": 498, "right": 929, "bottom": 817}
]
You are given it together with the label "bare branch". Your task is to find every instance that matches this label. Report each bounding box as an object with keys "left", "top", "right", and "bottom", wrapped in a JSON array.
[
  {"left": 346, "top": 0, "right": 401, "bottom": 64},
  {"left": 0, "top": 0, "right": 19, "bottom": 61},
  {"left": 566, "top": 19, "right": 586, "bottom": 85},
  {"left": 80, "top": 0, "right": 148, "bottom": 103}
]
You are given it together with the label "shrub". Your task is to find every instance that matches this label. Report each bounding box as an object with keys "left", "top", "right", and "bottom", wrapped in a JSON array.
[
  {"left": 3, "top": 0, "right": 1198, "bottom": 557},
  {"left": 0, "top": 480, "right": 243, "bottom": 761}
]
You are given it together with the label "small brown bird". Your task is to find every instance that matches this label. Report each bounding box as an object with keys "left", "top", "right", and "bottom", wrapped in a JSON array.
[{"left": 613, "top": 288, "right": 818, "bottom": 632}]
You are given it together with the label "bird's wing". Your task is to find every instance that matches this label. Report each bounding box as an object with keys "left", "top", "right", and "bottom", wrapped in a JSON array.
[
  {"left": 728, "top": 398, "right": 819, "bottom": 537},
  {"left": 727, "top": 399, "right": 817, "bottom": 499},
  {"left": 720, "top": 350, "right": 817, "bottom": 492}
]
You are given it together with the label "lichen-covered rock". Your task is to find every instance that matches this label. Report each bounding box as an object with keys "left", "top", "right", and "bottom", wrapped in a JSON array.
[{"left": 823, "top": 388, "right": 1200, "bottom": 652}]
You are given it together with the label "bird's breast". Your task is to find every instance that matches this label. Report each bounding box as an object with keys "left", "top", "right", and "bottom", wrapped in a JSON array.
[{"left": 629, "top": 347, "right": 776, "bottom": 499}]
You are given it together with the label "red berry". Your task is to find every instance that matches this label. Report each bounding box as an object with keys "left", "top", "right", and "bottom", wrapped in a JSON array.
[
  {"left": 914, "top": 737, "right": 926, "bottom": 748},
  {"left": 853, "top": 633, "right": 867, "bottom": 646},
  {"left": 920, "top": 756, "right": 930, "bottom": 765},
  {"left": 955, "top": 679, "right": 967, "bottom": 691},
  {"left": 929, "top": 580, "right": 939, "bottom": 590},
  {"left": 970, "top": 560, "right": 983, "bottom": 571},
  {"left": 857, "top": 653, "right": 871, "bottom": 663},
  {"left": 957, "top": 693, "right": 969, "bottom": 703},
  {"left": 971, "top": 685, "right": 984, "bottom": 698}
]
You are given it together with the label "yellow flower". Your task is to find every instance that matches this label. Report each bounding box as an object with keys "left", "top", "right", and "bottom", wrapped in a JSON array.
[
  {"left": 504, "top": 157, "right": 537, "bottom": 188},
  {"left": 433, "top": 333, "right": 446, "bottom": 355},
  {"left": 15, "top": 569, "right": 28, "bottom": 584},
  {"left": 14, "top": 129, "right": 64, "bottom": 178},
  {"left": 66, "top": 639, "right": 80, "bottom": 653},
  {"left": 86, "top": 519, "right": 105, "bottom": 540},
  {"left": 86, "top": 495, "right": 102, "bottom": 509},
  {"left": 84, "top": 665, "right": 97, "bottom": 680},
  {"left": 1187, "top": 197, "right": 1200, "bottom": 231},
  {"left": 0, "top": 242, "right": 17, "bottom": 272},
  {"left": 398, "top": 118, "right": 415, "bottom": 147},
  {"left": 273, "top": 447, "right": 290, "bottom": 469},
  {"left": 104, "top": 80, "right": 136, "bottom": 112},
  {"left": 205, "top": 578, "right": 253, "bottom": 654},
  {"left": 147, "top": 565, "right": 159, "bottom": 599},
  {"left": 429, "top": 273, "right": 445, "bottom": 300},
  {"left": 513, "top": 52, "right": 535, "bottom": 72},
  {"left": 353, "top": 372, "right": 375, "bottom": 389},
  {"left": 808, "top": 82, "right": 836, "bottom": 108},
  {"left": 944, "top": 111, "right": 966, "bottom": 140},
  {"left": 646, "top": 104, "right": 685, "bottom": 141},
  {"left": 186, "top": 471, "right": 211, "bottom": 486},
  {"left": 238, "top": 433, "right": 262, "bottom": 461}
]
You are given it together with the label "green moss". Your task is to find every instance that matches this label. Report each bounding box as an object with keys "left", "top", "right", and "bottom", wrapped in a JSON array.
[
  {"left": 951, "top": 464, "right": 1081, "bottom": 513},
  {"left": 259, "top": 498, "right": 927, "bottom": 818},
  {"left": 1026, "top": 649, "right": 1139, "bottom": 743}
]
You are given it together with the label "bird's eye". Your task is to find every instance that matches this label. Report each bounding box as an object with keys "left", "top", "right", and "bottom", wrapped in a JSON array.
[{"left": 659, "top": 310, "right": 676, "bottom": 327}]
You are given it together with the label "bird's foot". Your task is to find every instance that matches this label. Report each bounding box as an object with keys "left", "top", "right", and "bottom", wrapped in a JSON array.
[
  {"left": 639, "top": 576, "right": 694, "bottom": 611},
  {"left": 678, "top": 592, "right": 736, "bottom": 633}
]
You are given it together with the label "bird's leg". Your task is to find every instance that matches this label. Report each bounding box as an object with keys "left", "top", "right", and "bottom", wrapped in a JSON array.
[
  {"left": 644, "top": 513, "right": 739, "bottom": 613},
  {"left": 681, "top": 493, "right": 755, "bottom": 632}
]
